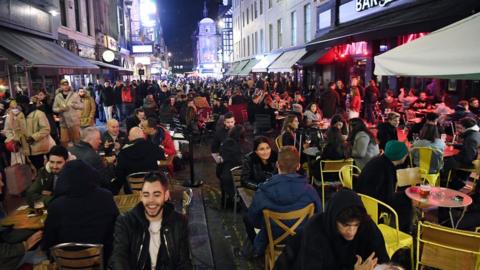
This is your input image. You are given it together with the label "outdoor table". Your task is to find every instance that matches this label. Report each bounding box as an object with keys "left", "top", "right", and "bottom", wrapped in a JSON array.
[
  {"left": 158, "top": 154, "right": 174, "bottom": 167},
  {"left": 443, "top": 145, "right": 459, "bottom": 157},
  {"left": 114, "top": 194, "right": 140, "bottom": 214},
  {"left": 405, "top": 186, "right": 472, "bottom": 228},
  {"left": 1, "top": 206, "right": 45, "bottom": 230}
]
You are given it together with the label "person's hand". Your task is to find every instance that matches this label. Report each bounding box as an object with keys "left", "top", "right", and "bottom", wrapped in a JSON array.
[
  {"left": 41, "top": 190, "right": 52, "bottom": 196},
  {"left": 24, "top": 231, "right": 43, "bottom": 250},
  {"left": 104, "top": 140, "right": 112, "bottom": 149},
  {"left": 354, "top": 253, "right": 378, "bottom": 270},
  {"left": 26, "top": 136, "right": 35, "bottom": 144}
]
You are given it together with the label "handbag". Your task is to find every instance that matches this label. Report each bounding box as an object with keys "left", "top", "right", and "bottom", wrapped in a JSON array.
[{"left": 6, "top": 152, "right": 34, "bottom": 196}]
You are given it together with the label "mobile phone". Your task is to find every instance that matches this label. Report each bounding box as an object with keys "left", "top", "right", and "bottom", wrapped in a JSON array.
[{"left": 454, "top": 195, "right": 463, "bottom": 202}]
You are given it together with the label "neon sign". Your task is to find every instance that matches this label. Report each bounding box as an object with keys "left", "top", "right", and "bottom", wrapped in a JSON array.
[
  {"left": 336, "top": 41, "right": 369, "bottom": 58},
  {"left": 355, "top": 0, "right": 398, "bottom": 12}
]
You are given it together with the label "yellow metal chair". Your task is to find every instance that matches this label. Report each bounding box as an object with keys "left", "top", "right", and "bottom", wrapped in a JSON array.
[
  {"left": 409, "top": 147, "right": 442, "bottom": 186},
  {"left": 416, "top": 221, "right": 480, "bottom": 270},
  {"left": 263, "top": 203, "right": 315, "bottom": 270},
  {"left": 50, "top": 243, "right": 104, "bottom": 270},
  {"left": 316, "top": 159, "right": 354, "bottom": 211},
  {"left": 275, "top": 135, "right": 283, "bottom": 150},
  {"left": 358, "top": 194, "right": 414, "bottom": 270},
  {"left": 338, "top": 164, "right": 361, "bottom": 190},
  {"left": 395, "top": 167, "right": 422, "bottom": 191}
]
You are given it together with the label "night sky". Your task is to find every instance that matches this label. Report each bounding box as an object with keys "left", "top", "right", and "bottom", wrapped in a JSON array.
[{"left": 158, "top": 0, "right": 220, "bottom": 67}]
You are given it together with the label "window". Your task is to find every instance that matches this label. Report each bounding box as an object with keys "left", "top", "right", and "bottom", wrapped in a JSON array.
[
  {"left": 246, "top": 8, "right": 249, "bottom": 24},
  {"left": 251, "top": 4, "right": 254, "bottom": 20},
  {"left": 260, "top": 29, "right": 264, "bottom": 53},
  {"left": 59, "top": 0, "right": 67, "bottom": 27},
  {"left": 277, "top": 19, "right": 282, "bottom": 48},
  {"left": 318, "top": 10, "right": 332, "bottom": 30},
  {"left": 242, "top": 12, "right": 245, "bottom": 27},
  {"left": 304, "top": 4, "right": 311, "bottom": 42},
  {"left": 269, "top": 0, "right": 272, "bottom": 9},
  {"left": 74, "top": 0, "right": 81, "bottom": 31},
  {"left": 247, "top": 35, "right": 250, "bottom": 56},
  {"left": 243, "top": 38, "right": 246, "bottom": 57},
  {"left": 291, "top": 11, "right": 297, "bottom": 46},
  {"left": 260, "top": 0, "right": 263, "bottom": 15},
  {"left": 268, "top": 24, "right": 273, "bottom": 51},
  {"left": 254, "top": 1, "right": 258, "bottom": 18},
  {"left": 85, "top": 0, "right": 91, "bottom": 35},
  {"left": 254, "top": 32, "right": 258, "bottom": 55}
]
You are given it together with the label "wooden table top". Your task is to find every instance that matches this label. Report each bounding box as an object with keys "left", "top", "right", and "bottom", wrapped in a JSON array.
[
  {"left": 158, "top": 155, "right": 174, "bottom": 167},
  {"left": 1, "top": 208, "right": 45, "bottom": 230}
]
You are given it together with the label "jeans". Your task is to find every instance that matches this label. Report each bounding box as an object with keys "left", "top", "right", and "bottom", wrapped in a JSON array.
[
  {"left": 104, "top": 106, "right": 113, "bottom": 121},
  {"left": 114, "top": 104, "right": 122, "bottom": 122}
]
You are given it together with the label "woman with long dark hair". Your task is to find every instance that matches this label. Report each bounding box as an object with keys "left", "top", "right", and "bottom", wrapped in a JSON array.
[
  {"left": 241, "top": 136, "right": 278, "bottom": 190},
  {"left": 280, "top": 114, "right": 300, "bottom": 149},
  {"left": 348, "top": 118, "right": 379, "bottom": 169}
]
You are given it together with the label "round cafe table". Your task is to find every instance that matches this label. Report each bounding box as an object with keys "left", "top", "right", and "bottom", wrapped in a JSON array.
[
  {"left": 405, "top": 186, "right": 472, "bottom": 228},
  {"left": 443, "top": 145, "right": 459, "bottom": 157}
]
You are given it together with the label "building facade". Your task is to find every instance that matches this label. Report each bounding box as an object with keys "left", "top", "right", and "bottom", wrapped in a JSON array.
[{"left": 194, "top": 3, "right": 222, "bottom": 78}]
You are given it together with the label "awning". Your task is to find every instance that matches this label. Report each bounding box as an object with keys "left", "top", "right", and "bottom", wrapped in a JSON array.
[
  {"left": 88, "top": 60, "right": 133, "bottom": 75},
  {"left": 237, "top": 59, "right": 260, "bottom": 76},
  {"left": 225, "top": 62, "right": 240, "bottom": 76},
  {"left": 297, "top": 47, "right": 333, "bottom": 66},
  {"left": 251, "top": 53, "right": 282, "bottom": 73},
  {"left": 374, "top": 12, "right": 480, "bottom": 80},
  {"left": 306, "top": 0, "right": 480, "bottom": 50},
  {"left": 229, "top": 60, "right": 249, "bottom": 75},
  {"left": 268, "top": 48, "right": 306, "bottom": 73},
  {"left": 0, "top": 28, "right": 99, "bottom": 75}
]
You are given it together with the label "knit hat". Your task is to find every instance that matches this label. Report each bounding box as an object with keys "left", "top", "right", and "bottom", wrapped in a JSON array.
[
  {"left": 384, "top": 140, "right": 408, "bottom": 161},
  {"left": 60, "top": 79, "right": 69, "bottom": 85}
]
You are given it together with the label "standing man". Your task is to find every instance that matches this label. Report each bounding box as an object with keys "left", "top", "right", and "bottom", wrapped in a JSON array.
[
  {"left": 53, "top": 79, "right": 84, "bottom": 147},
  {"left": 113, "top": 80, "right": 124, "bottom": 122},
  {"left": 211, "top": 112, "right": 235, "bottom": 154},
  {"left": 319, "top": 82, "right": 340, "bottom": 119},
  {"left": 109, "top": 172, "right": 192, "bottom": 269},
  {"left": 101, "top": 80, "right": 115, "bottom": 121},
  {"left": 121, "top": 80, "right": 135, "bottom": 119},
  {"left": 78, "top": 87, "right": 96, "bottom": 128},
  {"left": 377, "top": 112, "right": 400, "bottom": 150}
]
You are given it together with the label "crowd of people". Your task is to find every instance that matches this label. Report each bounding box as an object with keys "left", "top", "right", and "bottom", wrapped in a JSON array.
[{"left": 0, "top": 74, "right": 478, "bottom": 269}]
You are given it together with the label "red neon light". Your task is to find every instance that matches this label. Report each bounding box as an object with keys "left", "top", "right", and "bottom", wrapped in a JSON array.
[
  {"left": 335, "top": 41, "right": 368, "bottom": 58},
  {"left": 398, "top": 32, "right": 428, "bottom": 45}
]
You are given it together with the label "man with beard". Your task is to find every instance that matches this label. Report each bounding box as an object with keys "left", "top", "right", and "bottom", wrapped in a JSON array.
[
  {"left": 110, "top": 172, "right": 192, "bottom": 269},
  {"left": 78, "top": 87, "right": 96, "bottom": 128},
  {"left": 26, "top": 146, "right": 69, "bottom": 207}
]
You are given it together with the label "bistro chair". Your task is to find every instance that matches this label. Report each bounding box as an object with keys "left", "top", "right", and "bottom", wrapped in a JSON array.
[
  {"left": 126, "top": 172, "right": 150, "bottom": 194},
  {"left": 338, "top": 164, "right": 361, "bottom": 190},
  {"left": 395, "top": 167, "right": 422, "bottom": 191},
  {"left": 182, "top": 188, "right": 193, "bottom": 216},
  {"left": 254, "top": 114, "right": 273, "bottom": 135},
  {"left": 274, "top": 135, "right": 283, "bottom": 151},
  {"left": 317, "top": 159, "right": 354, "bottom": 211},
  {"left": 50, "top": 243, "right": 104, "bottom": 270},
  {"left": 358, "top": 194, "right": 414, "bottom": 270},
  {"left": 263, "top": 203, "right": 315, "bottom": 270},
  {"left": 409, "top": 147, "right": 443, "bottom": 186},
  {"left": 416, "top": 221, "right": 480, "bottom": 270},
  {"left": 230, "top": 166, "right": 243, "bottom": 222},
  {"left": 448, "top": 159, "right": 480, "bottom": 191}
]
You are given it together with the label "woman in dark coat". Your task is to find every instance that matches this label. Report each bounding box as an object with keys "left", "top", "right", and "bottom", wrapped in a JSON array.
[
  {"left": 241, "top": 136, "right": 278, "bottom": 190},
  {"left": 275, "top": 190, "right": 389, "bottom": 270}
]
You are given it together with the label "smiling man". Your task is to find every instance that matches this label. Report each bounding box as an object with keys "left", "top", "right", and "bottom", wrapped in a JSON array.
[{"left": 110, "top": 172, "right": 192, "bottom": 270}]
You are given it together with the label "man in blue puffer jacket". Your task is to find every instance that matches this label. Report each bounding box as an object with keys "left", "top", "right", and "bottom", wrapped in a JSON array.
[{"left": 247, "top": 146, "right": 321, "bottom": 255}]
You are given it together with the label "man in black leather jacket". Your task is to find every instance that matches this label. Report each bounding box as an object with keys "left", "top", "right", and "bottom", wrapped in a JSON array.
[{"left": 109, "top": 172, "right": 192, "bottom": 270}]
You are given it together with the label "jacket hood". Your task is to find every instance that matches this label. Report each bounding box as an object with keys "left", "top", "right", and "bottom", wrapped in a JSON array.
[
  {"left": 121, "top": 139, "right": 155, "bottom": 160},
  {"left": 324, "top": 189, "right": 365, "bottom": 238},
  {"left": 54, "top": 160, "right": 100, "bottom": 197},
  {"left": 258, "top": 173, "right": 310, "bottom": 205}
]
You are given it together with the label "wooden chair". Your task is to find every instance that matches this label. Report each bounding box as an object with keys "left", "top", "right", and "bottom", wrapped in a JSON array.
[
  {"left": 126, "top": 172, "right": 150, "bottom": 194},
  {"left": 317, "top": 159, "right": 354, "bottom": 211},
  {"left": 274, "top": 135, "right": 283, "bottom": 151},
  {"left": 231, "top": 166, "right": 243, "bottom": 222},
  {"left": 263, "top": 203, "right": 315, "bottom": 270},
  {"left": 338, "top": 164, "right": 361, "bottom": 190},
  {"left": 50, "top": 243, "right": 104, "bottom": 270},
  {"left": 409, "top": 147, "right": 443, "bottom": 186},
  {"left": 395, "top": 167, "right": 422, "bottom": 191},
  {"left": 416, "top": 221, "right": 480, "bottom": 270},
  {"left": 358, "top": 194, "right": 414, "bottom": 270}
]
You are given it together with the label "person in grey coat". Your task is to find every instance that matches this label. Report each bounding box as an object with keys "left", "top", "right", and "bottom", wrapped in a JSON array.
[
  {"left": 53, "top": 79, "right": 83, "bottom": 147},
  {"left": 348, "top": 118, "right": 379, "bottom": 169}
]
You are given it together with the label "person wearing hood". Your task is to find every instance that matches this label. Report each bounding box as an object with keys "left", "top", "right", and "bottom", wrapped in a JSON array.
[
  {"left": 109, "top": 172, "right": 192, "bottom": 270},
  {"left": 443, "top": 117, "right": 480, "bottom": 190},
  {"left": 448, "top": 100, "right": 476, "bottom": 122},
  {"left": 25, "top": 145, "right": 68, "bottom": 207},
  {"left": 114, "top": 127, "right": 165, "bottom": 194},
  {"left": 42, "top": 160, "right": 119, "bottom": 260},
  {"left": 354, "top": 141, "right": 412, "bottom": 232},
  {"left": 247, "top": 146, "right": 321, "bottom": 255},
  {"left": 78, "top": 87, "right": 96, "bottom": 128},
  {"left": 274, "top": 190, "right": 389, "bottom": 270}
]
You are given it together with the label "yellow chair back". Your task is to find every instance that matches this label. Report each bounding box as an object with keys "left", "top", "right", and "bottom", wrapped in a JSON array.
[
  {"left": 318, "top": 159, "right": 354, "bottom": 211},
  {"left": 275, "top": 135, "right": 283, "bottom": 150},
  {"left": 396, "top": 167, "right": 422, "bottom": 191},
  {"left": 416, "top": 221, "right": 480, "bottom": 270},
  {"left": 263, "top": 203, "right": 315, "bottom": 270},
  {"left": 338, "top": 164, "right": 361, "bottom": 190},
  {"left": 409, "top": 147, "right": 442, "bottom": 186}
]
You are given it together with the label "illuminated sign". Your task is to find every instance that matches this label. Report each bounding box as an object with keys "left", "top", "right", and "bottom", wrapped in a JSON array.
[
  {"left": 355, "top": 0, "right": 398, "bottom": 12},
  {"left": 102, "top": 50, "right": 115, "bottom": 62},
  {"left": 132, "top": 45, "right": 153, "bottom": 53},
  {"left": 336, "top": 41, "right": 368, "bottom": 58},
  {"left": 103, "top": 35, "right": 118, "bottom": 51}
]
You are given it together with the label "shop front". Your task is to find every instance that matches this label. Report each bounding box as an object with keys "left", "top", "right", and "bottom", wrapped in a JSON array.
[{"left": 303, "top": 0, "right": 480, "bottom": 93}]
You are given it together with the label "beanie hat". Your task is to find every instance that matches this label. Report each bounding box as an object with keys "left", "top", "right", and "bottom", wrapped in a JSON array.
[
  {"left": 384, "top": 140, "right": 408, "bottom": 161},
  {"left": 60, "top": 79, "right": 69, "bottom": 85}
]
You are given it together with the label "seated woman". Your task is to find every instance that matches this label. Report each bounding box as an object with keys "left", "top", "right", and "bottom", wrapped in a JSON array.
[
  {"left": 322, "top": 115, "right": 348, "bottom": 160},
  {"left": 280, "top": 114, "right": 300, "bottom": 150},
  {"left": 349, "top": 118, "right": 380, "bottom": 169},
  {"left": 303, "top": 103, "right": 322, "bottom": 127},
  {"left": 411, "top": 123, "right": 445, "bottom": 173},
  {"left": 241, "top": 136, "right": 278, "bottom": 190},
  {"left": 274, "top": 190, "right": 389, "bottom": 270}
]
